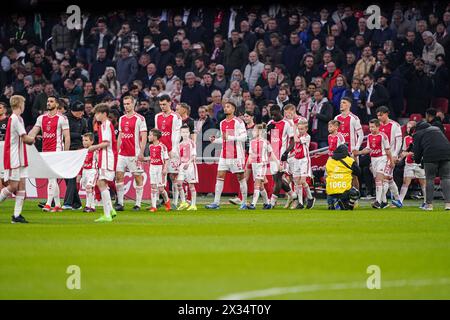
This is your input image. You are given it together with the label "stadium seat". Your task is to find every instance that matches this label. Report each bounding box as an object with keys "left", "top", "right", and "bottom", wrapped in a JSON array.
[
  {"left": 444, "top": 124, "right": 450, "bottom": 141},
  {"left": 310, "top": 141, "right": 318, "bottom": 151},
  {"left": 432, "top": 98, "right": 449, "bottom": 114},
  {"left": 409, "top": 114, "right": 423, "bottom": 122},
  {"left": 362, "top": 124, "right": 370, "bottom": 136}
]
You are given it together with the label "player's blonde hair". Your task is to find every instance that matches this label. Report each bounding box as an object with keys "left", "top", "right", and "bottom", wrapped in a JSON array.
[{"left": 9, "top": 95, "right": 25, "bottom": 110}]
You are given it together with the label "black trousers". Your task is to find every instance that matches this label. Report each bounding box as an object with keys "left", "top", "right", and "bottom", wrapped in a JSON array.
[{"left": 64, "top": 178, "right": 82, "bottom": 208}]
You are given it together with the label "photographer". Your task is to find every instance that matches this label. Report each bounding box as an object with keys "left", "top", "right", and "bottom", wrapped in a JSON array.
[
  {"left": 413, "top": 121, "right": 450, "bottom": 211},
  {"left": 326, "top": 144, "right": 361, "bottom": 210}
]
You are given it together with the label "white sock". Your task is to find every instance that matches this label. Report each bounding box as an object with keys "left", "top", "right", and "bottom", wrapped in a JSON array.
[
  {"left": 161, "top": 189, "right": 169, "bottom": 202},
  {"left": 0, "top": 187, "right": 12, "bottom": 202},
  {"left": 214, "top": 179, "right": 224, "bottom": 204},
  {"left": 88, "top": 191, "right": 95, "bottom": 209},
  {"left": 190, "top": 186, "right": 197, "bottom": 206},
  {"left": 14, "top": 190, "right": 25, "bottom": 218},
  {"left": 172, "top": 183, "right": 179, "bottom": 206},
  {"left": 389, "top": 180, "right": 399, "bottom": 200},
  {"left": 288, "top": 190, "right": 297, "bottom": 200},
  {"left": 399, "top": 185, "right": 409, "bottom": 203},
  {"left": 382, "top": 181, "right": 389, "bottom": 203},
  {"left": 252, "top": 189, "right": 260, "bottom": 206},
  {"left": 270, "top": 194, "right": 278, "bottom": 206},
  {"left": 46, "top": 179, "right": 55, "bottom": 206},
  {"left": 101, "top": 189, "right": 112, "bottom": 218},
  {"left": 304, "top": 183, "right": 313, "bottom": 199},
  {"left": 239, "top": 179, "right": 247, "bottom": 204},
  {"left": 179, "top": 184, "right": 186, "bottom": 203},
  {"left": 151, "top": 187, "right": 158, "bottom": 208},
  {"left": 53, "top": 181, "right": 60, "bottom": 207},
  {"left": 135, "top": 185, "right": 143, "bottom": 207},
  {"left": 295, "top": 185, "right": 303, "bottom": 205},
  {"left": 116, "top": 182, "right": 124, "bottom": 205},
  {"left": 261, "top": 189, "right": 269, "bottom": 204},
  {"left": 375, "top": 181, "right": 383, "bottom": 203}
]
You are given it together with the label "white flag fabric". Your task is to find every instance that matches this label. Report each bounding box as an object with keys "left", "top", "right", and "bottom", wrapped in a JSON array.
[{"left": 0, "top": 142, "right": 87, "bottom": 179}]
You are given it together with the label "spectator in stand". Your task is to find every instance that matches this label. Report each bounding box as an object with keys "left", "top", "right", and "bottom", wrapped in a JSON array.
[
  {"left": 422, "top": 31, "right": 446, "bottom": 74},
  {"left": 353, "top": 46, "right": 376, "bottom": 81},
  {"left": 90, "top": 47, "right": 113, "bottom": 85},
  {"left": 224, "top": 30, "right": 249, "bottom": 75},
  {"left": 213, "top": 64, "right": 229, "bottom": 93},
  {"left": 404, "top": 58, "right": 433, "bottom": 115},
  {"left": 223, "top": 80, "right": 244, "bottom": 107},
  {"left": 360, "top": 73, "right": 389, "bottom": 124},
  {"left": 180, "top": 72, "right": 206, "bottom": 119},
  {"left": 322, "top": 61, "right": 342, "bottom": 101},
  {"left": 195, "top": 105, "right": 216, "bottom": 154},
  {"left": 116, "top": 46, "right": 138, "bottom": 86},
  {"left": 330, "top": 75, "right": 348, "bottom": 114},
  {"left": 432, "top": 54, "right": 449, "bottom": 100},
  {"left": 100, "top": 67, "right": 121, "bottom": 98},
  {"left": 309, "top": 89, "right": 334, "bottom": 148},
  {"left": 282, "top": 32, "right": 306, "bottom": 78},
  {"left": 244, "top": 51, "right": 264, "bottom": 92},
  {"left": 52, "top": 13, "right": 76, "bottom": 58},
  {"left": 263, "top": 71, "right": 279, "bottom": 101},
  {"left": 112, "top": 21, "right": 140, "bottom": 61}
]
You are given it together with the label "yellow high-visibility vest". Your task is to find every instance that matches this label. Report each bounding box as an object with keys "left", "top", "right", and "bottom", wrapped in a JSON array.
[{"left": 325, "top": 156, "right": 354, "bottom": 195}]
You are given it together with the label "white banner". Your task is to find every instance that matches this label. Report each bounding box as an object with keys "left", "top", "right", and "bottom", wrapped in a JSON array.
[{"left": 0, "top": 142, "right": 87, "bottom": 179}]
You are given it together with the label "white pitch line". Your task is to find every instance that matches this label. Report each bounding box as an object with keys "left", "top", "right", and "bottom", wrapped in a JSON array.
[{"left": 218, "top": 278, "right": 450, "bottom": 300}]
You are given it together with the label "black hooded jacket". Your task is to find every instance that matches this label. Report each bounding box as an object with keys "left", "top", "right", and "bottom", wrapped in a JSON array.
[{"left": 413, "top": 121, "right": 450, "bottom": 164}]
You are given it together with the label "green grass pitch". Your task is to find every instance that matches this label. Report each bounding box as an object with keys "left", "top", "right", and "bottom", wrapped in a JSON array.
[{"left": 1, "top": 198, "right": 450, "bottom": 299}]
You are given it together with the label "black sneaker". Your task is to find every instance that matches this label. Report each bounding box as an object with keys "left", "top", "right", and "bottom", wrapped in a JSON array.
[
  {"left": 37, "top": 201, "right": 45, "bottom": 209},
  {"left": 306, "top": 197, "right": 316, "bottom": 209},
  {"left": 380, "top": 202, "right": 389, "bottom": 209},
  {"left": 132, "top": 205, "right": 141, "bottom": 211},
  {"left": 114, "top": 204, "right": 124, "bottom": 211},
  {"left": 295, "top": 202, "right": 305, "bottom": 209},
  {"left": 11, "top": 215, "right": 28, "bottom": 224},
  {"left": 372, "top": 201, "right": 382, "bottom": 209}
]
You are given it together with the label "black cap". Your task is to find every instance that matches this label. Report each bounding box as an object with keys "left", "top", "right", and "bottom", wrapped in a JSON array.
[{"left": 71, "top": 100, "right": 85, "bottom": 112}]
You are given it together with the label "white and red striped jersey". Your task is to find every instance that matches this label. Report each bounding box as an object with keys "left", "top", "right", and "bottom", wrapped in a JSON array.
[
  {"left": 403, "top": 135, "right": 414, "bottom": 164},
  {"left": 328, "top": 132, "right": 346, "bottom": 157},
  {"left": 34, "top": 113, "right": 69, "bottom": 152},
  {"left": 83, "top": 150, "right": 97, "bottom": 170},
  {"left": 366, "top": 132, "right": 390, "bottom": 157},
  {"left": 249, "top": 137, "right": 273, "bottom": 164},
  {"left": 155, "top": 111, "right": 182, "bottom": 153},
  {"left": 379, "top": 120, "right": 402, "bottom": 157},
  {"left": 98, "top": 119, "right": 117, "bottom": 171},
  {"left": 118, "top": 113, "right": 147, "bottom": 157},
  {"left": 267, "top": 119, "right": 294, "bottom": 160},
  {"left": 335, "top": 112, "right": 363, "bottom": 152},
  {"left": 217, "top": 116, "right": 247, "bottom": 159},
  {"left": 294, "top": 134, "right": 311, "bottom": 159},
  {"left": 179, "top": 139, "right": 197, "bottom": 164},
  {"left": 149, "top": 142, "right": 169, "bottom": 165},
  {"left": 3, "top": 113, "right": 28, "bottom": 169}
]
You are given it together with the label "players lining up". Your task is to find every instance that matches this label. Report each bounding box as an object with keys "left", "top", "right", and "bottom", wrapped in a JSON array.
[{"left": 0, "top": 93, "right": 430, "bottom": 223}]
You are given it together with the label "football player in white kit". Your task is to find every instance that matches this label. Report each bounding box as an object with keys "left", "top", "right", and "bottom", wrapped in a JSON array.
[
  {"left": 115, "top": 96, "right": 147, "bottom": 211},
  {"left": 0, "top": 95, "right": 36, "bottom": 223}
]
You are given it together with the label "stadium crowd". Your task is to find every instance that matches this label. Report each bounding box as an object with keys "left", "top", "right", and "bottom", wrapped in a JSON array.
[{"left": 1, "top": 3, "right": 450, "bottom": 222}]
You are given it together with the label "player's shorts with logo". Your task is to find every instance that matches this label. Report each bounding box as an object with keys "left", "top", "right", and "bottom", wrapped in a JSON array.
[
  {"left": 251, "top": 163, "right": 268, "bottom": 181},
  {"left": 177, "top": 162, "right": 199, "bottom": 183},
  {"left": 116, "top": 155, "right": 143, "bottom": 174},
  {"left": 150, "top": 164, "right": 167, "bottom": 187},
  {"left": 371, "top": 156, "right": 388, "bottom": 175},
  {"left": 98, "top": 169, "right": 115, "bottom": 182},
  {"left": 81, "top": 169, "right": 97, "bottom": 188},
  {"left": 218, "top": 157, "right": 245, "bottom": 173},
  {"left": 3, "top": 167, "right": 28, "bottom": 182},
  {"left": 291, "top": 158, "right": 311, "bottom": 178},
  {"left": 167, "top": 157, "right": 180, "bottom": 174},
  {"left": 404, "top": 163, "right": 425, "bottom": 179}
]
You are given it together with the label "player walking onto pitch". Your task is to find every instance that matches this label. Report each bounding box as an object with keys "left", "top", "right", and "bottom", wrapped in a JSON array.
[
  {"left": 356, "top": 119, "right": 395, "bottom": 209},
  {"left": 247, "top": 123, "right": 277, "bottom": 209},
  {"left": 376, "top": 106, "right": 403, "bottom": 208},
  {"left": 287, "top": 121, "right": 316, "bottom": 209},
  {"left": 147, "top": 128, "right": 171, "bottom": 212},
  {"left": 155, "top": 95, "right": 182, "bottom": 210},
  {"left": 88, "top": 104, "right": 118, "bottom": 222},
  {"left": 327, "top": 120, "right": 346, "bottom": 158},
  {"left": 398, "top": 121, "right": 426, "bottom": 207},
  {"left": 115, "top": 96, "right": 147, "bottom": 211},
  {"left": 79, "top": 133, "right": 97, "bottom": 212},
  {"left": 0, "top": 95, "right": 36, "bottom": 223},
  {"left": 28, "top": 95, "right": 70, "bottom": 212},
  {"left": 176, "top": 125, "right": 199, "bottom": 211},
  {"left": 206, "top": 102, "right": 248, "bottom": 209}
]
